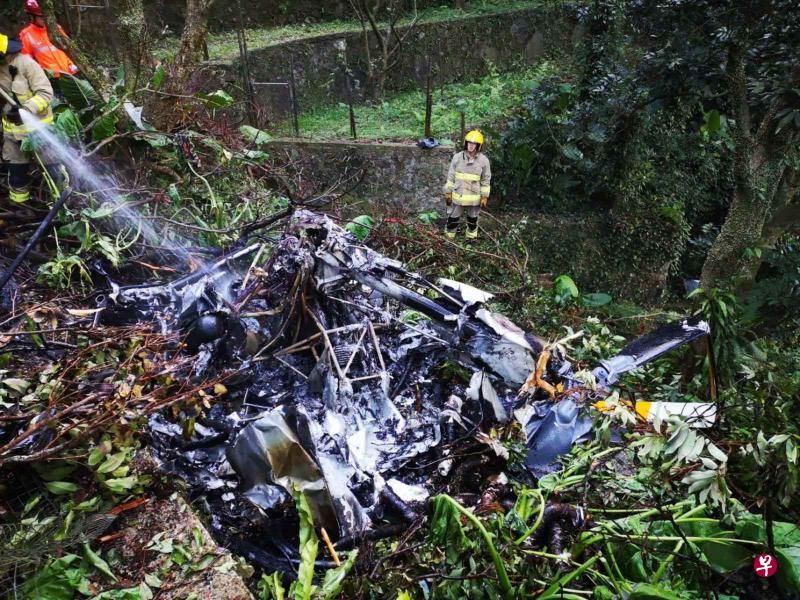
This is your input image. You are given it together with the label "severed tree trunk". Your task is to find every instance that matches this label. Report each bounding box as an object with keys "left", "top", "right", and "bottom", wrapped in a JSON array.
[
  {"left": 171, "top": 0, "right": 215, "bottom": 74},
  {"left": 146, "top": 0, "right": 217, "bottom": 131}
]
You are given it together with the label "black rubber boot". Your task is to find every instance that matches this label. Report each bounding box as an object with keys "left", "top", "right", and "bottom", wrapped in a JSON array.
[
  {"left": 445, "top": 216, "right": 460, "bottom": 239},
  {"left": 465, "top": 216, "right": 479, "bottom": 241}
]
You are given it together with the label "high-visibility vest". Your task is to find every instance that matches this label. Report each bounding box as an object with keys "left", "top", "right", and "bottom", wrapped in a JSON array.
[{"left": 19, "top": 23, "right": 78, "bottom": 77}]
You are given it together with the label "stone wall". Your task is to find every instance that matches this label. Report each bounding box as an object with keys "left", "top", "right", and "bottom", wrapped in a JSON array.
[
  {"left": 145, "top": 0, "right": 441, "bottom": 34},
  {"left": 232, "top": 5, "right": 579, "bottom": 110},
  {"left": 265, "top": 139, "right": 454, "bottom": 213}
]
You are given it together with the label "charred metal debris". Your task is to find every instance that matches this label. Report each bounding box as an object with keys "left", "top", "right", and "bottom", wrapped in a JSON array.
[{"left": 14, "top": 210, "right": 718, "bottom": 571}]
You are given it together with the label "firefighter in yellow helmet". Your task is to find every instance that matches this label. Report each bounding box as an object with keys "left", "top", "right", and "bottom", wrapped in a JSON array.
[
  {"left": 0, "top": 32, "right": 54, "bottom": 204},
  {"left": 442, "top": 129, "right": 491, "bottom": 240}
]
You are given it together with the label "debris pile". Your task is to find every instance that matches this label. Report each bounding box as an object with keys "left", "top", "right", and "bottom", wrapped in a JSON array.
[{"left": 1, "top": 209, "right": 716, "bottom": 575}]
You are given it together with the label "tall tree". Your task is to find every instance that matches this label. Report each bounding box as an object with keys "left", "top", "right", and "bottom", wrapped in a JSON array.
[
  {"left": 348, "top": 0, "right": 418, "bottom": 99},
  {"left": 631, "top": 0, "right": 800, "bottom": 289}
]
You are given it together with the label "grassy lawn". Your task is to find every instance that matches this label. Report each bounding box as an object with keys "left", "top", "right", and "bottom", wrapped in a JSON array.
[
  {"left": 154, "top": 0, "right": 546, "bottom": 61},
  {"left": 280, "top": 61, "right": 562, "bottom": 141}
]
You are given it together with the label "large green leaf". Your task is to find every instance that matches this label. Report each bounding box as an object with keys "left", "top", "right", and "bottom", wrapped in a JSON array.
[
  {"left": 317, "top": 549, "right": 358, "bottom": 600},
  {"left": 291, "top": 491, "right": 318, "bottom": 600},
  {"left": 56, "top": 75, "right": 101, "bottom": 110},
  {"left": 45, "top": 481, "right": 79, "bottom": 495},
  {"left": 582, "top": 292, "right": 612, "bottom": 307},
  {"left": 554, "top": 274, "right": 579, "bottom": 305},
  {"left": 93, "top": 113, "right": 118, "bottom": 142},
  {"left": 84, "top": 543, "right": 117, "bottom": 581},
  {"left": 344, "top": 215, "right": 374, "bottom": 241},
  {"left": 628, "top": 583, "right": 683, "bottom": 600},
  {"left": 196, "top": 90, "right": 234, "bottom": 109},
  {"left": 240, "top": 124, "right": 272, "bottom": 145},
  {"left": 23, "top": 554, "right": 86, "bottom": 600},
  {"left": 55, "top": 109, "right": 82, "bottom": 141},
  {"left": 736, "top": 517, "right": 800, "bottom": 592}
]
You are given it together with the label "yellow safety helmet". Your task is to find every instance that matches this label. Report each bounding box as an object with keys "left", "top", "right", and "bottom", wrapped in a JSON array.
[
  {"left": 0, "top": 34, "right": 23, "bottom": 57},
  {"left": 464, "top": 129, "right": 484, "bottom": 146}
]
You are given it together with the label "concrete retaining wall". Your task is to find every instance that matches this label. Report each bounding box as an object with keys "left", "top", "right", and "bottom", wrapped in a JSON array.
[
  {"left": 146, "top": 0, "right": 441, "bottom": 34},
  {"left": 220, "top": 4, "right": 581, "bottom": 114},
  {"left": 265, "top": 139, "right": 454, "bottom": 213}
]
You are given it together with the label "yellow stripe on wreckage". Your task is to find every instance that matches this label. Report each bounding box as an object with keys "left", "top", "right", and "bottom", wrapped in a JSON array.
[{"left": 594, "top": 399, "right": 716, "bottom": 428}]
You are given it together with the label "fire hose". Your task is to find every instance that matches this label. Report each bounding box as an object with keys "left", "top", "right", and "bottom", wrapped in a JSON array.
[
  {"left": 0, "top": 84, "right": 19, "bottom": 108},
  {"left": 0, "top": 186, "right": 74, "bottom": 295}
]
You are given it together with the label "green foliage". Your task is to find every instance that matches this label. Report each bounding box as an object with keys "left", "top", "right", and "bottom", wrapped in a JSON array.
[
  {"left": 38, "top": 250, "right": 92, "bottom": 289},
  {"left": 150, "top": 64, "right": 166, "bottom": 91},
  {"left": 22, "top": 550, "right": 148, "bottom": 599},
  {"left": 56, "top": 74, "right": 102, "bottom": 110},
  {"left": 258, "top": 491, "right": 358, "bottom": 600},
  {"left": 240, "top": 124, "right": 273, "bottom": 145},
  {"left": 417, "top": 210, "right": 439, "bottom": 225},
  {"left": 554, "top": 274, "right": 579, "bottom": 305},
  {"left": 429, "top": 495, "right": 512, "bottom": 597},
  {"left": 196, "top": 90, "right": 235, "bottom": 110},
  {"left": 54, "top": 108, "right": 83, "bottom": 141},
  {"left": 582, "top": 292, "right": 612, "bottom": 307},
  {"left": 92, "top": 97, "right": 121, "bottom": 142},
  {"left": 741, "top": 234, "right": 800, "bottom": 327},
  {"left": 344, "top": 214, "right": 374, "bottom": 241},
  {"left": 688, "top": 287, "right": 740, "bottom": 382},
  {"left": 294, "top": 491, "right": 318, "bottom": 600}
]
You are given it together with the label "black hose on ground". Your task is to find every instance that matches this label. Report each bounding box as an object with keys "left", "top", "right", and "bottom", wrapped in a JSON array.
[{"left": 0, "top": 186, "right": 73, "bottom": 297}]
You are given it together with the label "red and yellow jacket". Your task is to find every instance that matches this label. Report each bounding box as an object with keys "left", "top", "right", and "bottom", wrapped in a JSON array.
[{"left": 18, "top": 23, "right": 78, "bottom": 77}]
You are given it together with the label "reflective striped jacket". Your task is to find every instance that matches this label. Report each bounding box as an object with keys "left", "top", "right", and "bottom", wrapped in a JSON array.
[
  {"left": 443, "top": 150, "right": 491, "bottom": 206},
  {"left": 0, "top": 52, "right": 54, "bottom": 140},
  {"left": 19, "top": 24, "right": 79, "bottom": 78}
]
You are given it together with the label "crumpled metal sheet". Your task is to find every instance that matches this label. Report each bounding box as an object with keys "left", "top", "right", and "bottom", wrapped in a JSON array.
[
  {"left": 227, "top": 405, "right": 370, "bottom": 538},
  {"left": 593, "top": 317, "right": 710, "bottom": 386},
  {"left": 521, "top": 399, "right": 594, "bottom": 478}
]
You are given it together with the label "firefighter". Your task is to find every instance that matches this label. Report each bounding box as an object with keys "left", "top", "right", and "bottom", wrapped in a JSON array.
[
  {"left": 1, "top": 32, "right": 55, "bottom": 204},
  {"left": 18, "top": 0, "right": 79, "bottom": 79},
  {"left": 442, "top": 129, "right": 491, "bottom": 240}
]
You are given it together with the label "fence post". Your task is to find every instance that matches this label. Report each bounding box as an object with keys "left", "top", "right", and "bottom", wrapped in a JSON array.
[
  {"left": 347, "top": 68, "right": 357, "bottom": 140},
  {"left": 236, "top": 0, "right": 257, "bottom": 126},
  {"left": 424, "top": 57, "right": 433, "bottom": 139},
  {"left": 289, "top": 53, "right": 300, "bottom": 137}
]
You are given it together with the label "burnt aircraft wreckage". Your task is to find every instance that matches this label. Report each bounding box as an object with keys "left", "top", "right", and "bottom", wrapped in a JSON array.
[{"left": 98, "top": 210, "right": 715, "bottom": 571}]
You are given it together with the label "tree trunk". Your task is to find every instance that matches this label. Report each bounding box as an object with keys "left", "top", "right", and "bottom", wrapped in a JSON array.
[
  {"left": 39, "top": 0, "right": 111, "bottom": 98},
  {"left": 111, "top": 0, "right": 152, "bottom": 93},
  {"left": 172, "top": 0, "right": 215, "bottom": 72},
  {"left": 700, "top": 45, "right": 768, "bottom": 289},
  {"left": 145, "top": 0, "right": 216, "bottom": 131}
]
